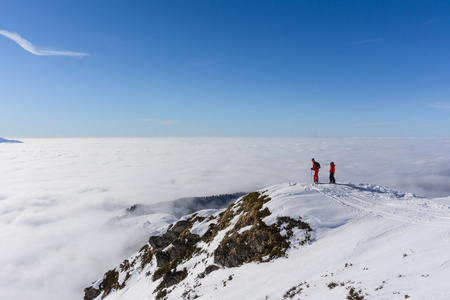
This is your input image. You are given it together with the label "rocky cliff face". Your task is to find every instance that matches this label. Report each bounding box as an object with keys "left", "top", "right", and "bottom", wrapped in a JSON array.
[{"left": 84, "top": 191, "right": 313, "bottom": 300}]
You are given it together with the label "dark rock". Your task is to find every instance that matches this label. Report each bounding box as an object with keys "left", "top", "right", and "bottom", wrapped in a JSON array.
[
  {"left": 212, "top": 192, "right": 311, "bottom": 268},
  {"left": 155, "top": 251, "right": 171, "bottom": 268},
  {"left": 214, "top": 239, "right": 252, "bottom": 268},
  {"left": 171, "top": 233, "right": 200, "bottom": 250},
  {"left": 204, "top": 265, "right": 220, "bottom": 274},
  {"left": 171, "top": 220, "right": 190, "bottom": 235},
  {"left": 248, "top": 234, "right": 270, "bottom": 253},
  {"left": 149, "top": 235, "right": 171, "bottom": 251},
  {"left": 201, "top": 229, "right": 214, "bottom": 240},
  {"left": 150, "top": 220, "right": 192, "bottom": 251},
  {"left": 84, "top": 287, "right": 101, "bottom": 300},
  {"left": 100, "top": 269, "right": 120, "bottom": 296},
  {"left": 167, "top": 233, "right": 201, "bottom": 263},
  {"left": 185, "top": 233, "right": 201, "bottom": 244},
  {"left": 168, "top": 241, "right": 186, "bottom": 261},
  {"left": 126, "top": 204, "right": 139, "bottom": 212},
  {"left": 163, "top": 269, "right": 187, "bottom": 287}
]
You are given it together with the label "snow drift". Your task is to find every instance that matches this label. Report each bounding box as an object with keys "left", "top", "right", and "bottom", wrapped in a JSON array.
[{"left": 84, "top": 182, "right": 450, "bottom": 300}]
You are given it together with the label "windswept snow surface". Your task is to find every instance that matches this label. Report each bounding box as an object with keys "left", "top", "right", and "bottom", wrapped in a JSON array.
[{"left": 99, "top": 182, "right": 450, "bottom": 300}]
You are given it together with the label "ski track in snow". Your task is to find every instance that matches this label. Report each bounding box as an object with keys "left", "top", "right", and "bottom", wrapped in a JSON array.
[{"left": 312, "top": 182, "right": 450, "bottom": 226}]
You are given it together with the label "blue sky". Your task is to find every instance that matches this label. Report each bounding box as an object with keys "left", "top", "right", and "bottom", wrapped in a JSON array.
[{"left": 1, "top": 0, "right": 449, "bottom": 137}]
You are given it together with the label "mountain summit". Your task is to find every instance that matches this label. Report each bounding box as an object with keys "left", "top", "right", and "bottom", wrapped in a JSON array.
[{"left": 84, "top": 182, "right": 450, "bottom": 300}]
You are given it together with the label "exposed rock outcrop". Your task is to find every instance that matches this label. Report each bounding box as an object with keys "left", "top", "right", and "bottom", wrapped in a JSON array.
[
  {"left": 83, "top": 287, "right": 101, "bottom": 300},
  {"left": 84, "top": 191, "right": 313, "bottom": 300},
  {"left": 212, "top": 192, "right": 312, "bottom": 267}
]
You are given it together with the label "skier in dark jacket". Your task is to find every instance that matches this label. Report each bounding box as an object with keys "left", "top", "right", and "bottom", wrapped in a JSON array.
[
  {"left": 329, "top": 162, "right": 336, "bottom": 183},
  {"left": 311, "top": 158, "right": 320, "bottom": 183}
]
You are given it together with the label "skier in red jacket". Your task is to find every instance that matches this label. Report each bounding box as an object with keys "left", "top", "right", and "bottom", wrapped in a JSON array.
[
  {"left": 329, "top": 162, "right": 336, "bottom": 183},
  {"left": 311, "top": 158, "right": 320, "bottom": 183}
]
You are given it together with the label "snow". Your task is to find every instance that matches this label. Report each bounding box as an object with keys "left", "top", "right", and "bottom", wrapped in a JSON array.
[
  {"left": 181, "top": 208, "right": 224, "bottom": 237},
  {"left": 98, "top": 182, "right": 450, "bottom": 300}
]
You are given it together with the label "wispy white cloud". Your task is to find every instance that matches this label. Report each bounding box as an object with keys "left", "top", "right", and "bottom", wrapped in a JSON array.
[
  {"left": 145, "top": 119, "right": 177, "bottom": 125},
  {"left": 429, "top": 102, "right": 450, "bottom": 109},
  {"left": 0, "top": 30, "right": 88, "bottom": 58}
]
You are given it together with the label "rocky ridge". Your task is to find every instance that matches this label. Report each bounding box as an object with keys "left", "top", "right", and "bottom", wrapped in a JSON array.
[{"left": 84, "top": 190, "right": 313, "bottom": 300}]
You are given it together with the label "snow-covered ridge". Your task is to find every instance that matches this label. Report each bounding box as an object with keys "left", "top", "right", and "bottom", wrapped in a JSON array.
[{"left": 85, "top": 182, "right": 450, "bottom": 300}]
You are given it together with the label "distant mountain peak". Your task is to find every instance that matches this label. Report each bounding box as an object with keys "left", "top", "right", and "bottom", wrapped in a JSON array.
[{"left": 0, "top": 137, "right": 23, "bottom": 143}]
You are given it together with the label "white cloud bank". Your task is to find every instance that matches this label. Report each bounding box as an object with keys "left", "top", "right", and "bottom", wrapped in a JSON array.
[
  {"left": 0, "top": 30, "right": 88, "bottom": 58},
  {"left": 0, "top": 137, "right": 449, "bottom": 300}
]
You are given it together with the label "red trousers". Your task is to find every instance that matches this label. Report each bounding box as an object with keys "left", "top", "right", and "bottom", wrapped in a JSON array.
[{"left": 313, "top": 169, "right": 319, "bottom": 182}]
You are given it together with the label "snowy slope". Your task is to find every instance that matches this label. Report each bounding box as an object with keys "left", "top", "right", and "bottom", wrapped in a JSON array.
[{"left": 85, "top": 182, "right": 450, "bottom": 300}]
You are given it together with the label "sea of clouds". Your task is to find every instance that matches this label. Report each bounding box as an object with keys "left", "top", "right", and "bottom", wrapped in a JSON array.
[{"left": 0, "top": 137, "right": 449, "bottom": 300}]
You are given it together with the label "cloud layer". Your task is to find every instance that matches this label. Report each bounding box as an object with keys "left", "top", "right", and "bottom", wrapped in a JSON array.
[
  {"left": 0, "top": 137, "right": 449, "bottom": 300},
  {"left": 0, "top": 30, "right": 88, "bottom": 58}
]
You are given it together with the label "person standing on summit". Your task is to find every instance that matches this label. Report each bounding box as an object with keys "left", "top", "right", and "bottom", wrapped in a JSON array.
[
  {"left": 329, "top": 162, "right": 336, "bottom": 184},
  {"left": 311, "top": 158, "right": 320, "bottom": 183}
]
